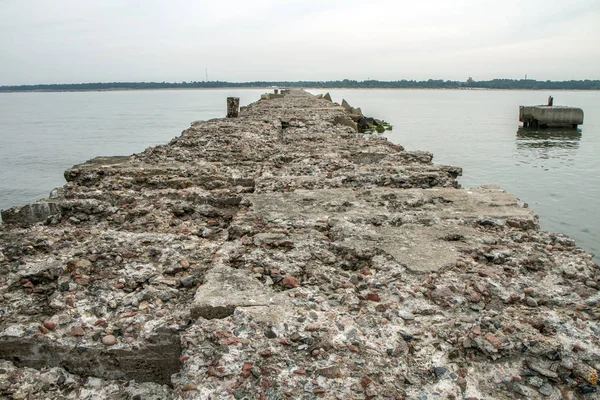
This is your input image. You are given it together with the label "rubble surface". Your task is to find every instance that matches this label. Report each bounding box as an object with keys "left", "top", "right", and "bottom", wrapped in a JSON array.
[{"left": 1, "top": 90, "right": 598, "bottom": 399}]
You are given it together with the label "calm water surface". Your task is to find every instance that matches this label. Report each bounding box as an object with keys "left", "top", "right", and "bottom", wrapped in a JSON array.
[{"left": 1, "top": 89, "right": 598, "bottom": 257}]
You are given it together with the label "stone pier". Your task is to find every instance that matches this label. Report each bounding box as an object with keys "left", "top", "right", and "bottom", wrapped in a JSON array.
[{"left": 0, "top": 90, "right": 598, "bottom": 399}]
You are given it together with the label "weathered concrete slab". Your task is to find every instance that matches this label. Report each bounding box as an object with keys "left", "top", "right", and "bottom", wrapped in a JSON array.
[
  {"left": 192, "top": 265, "right": 284, "bottom": 320},
  {"left": 244, "top": 186, "right": 534, "bottom": 272}
]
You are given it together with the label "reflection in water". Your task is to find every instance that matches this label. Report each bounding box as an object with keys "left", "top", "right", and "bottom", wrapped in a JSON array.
[
  {"left": 515, "top": 127, "right": 581, "bottom": 167},
  {"left": 516, "top": 127, "right": 581, "bottom": 149}
]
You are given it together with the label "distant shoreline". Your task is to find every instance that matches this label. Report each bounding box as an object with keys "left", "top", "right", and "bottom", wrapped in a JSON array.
[
  {"left": 2, "top": 78, "right": 599, "bottom": 93},
  {"left": 1, "top": 87, "right": 598, "bottom": 94}
]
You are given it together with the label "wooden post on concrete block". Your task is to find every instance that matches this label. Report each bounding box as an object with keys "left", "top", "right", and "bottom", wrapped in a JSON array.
[{"left": 227, "top": 97, "right": 240, "bottom": 118}]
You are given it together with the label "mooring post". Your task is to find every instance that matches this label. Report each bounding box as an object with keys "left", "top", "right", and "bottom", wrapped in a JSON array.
[
  {"left": 547, "top": 96, "right": 553, "bottom": 106},
  {"left": 227, "top": 97, "right": 240, "bottom": 118}
]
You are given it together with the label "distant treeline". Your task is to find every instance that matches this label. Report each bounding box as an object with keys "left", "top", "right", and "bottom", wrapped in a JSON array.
[{"left": 1, "top": 78, "right": 599, "bottom": 91}]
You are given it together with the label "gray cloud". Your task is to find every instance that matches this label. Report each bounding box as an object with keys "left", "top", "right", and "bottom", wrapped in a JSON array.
[{"left": 1, "top": 0, "right": 598, "bottom": 85}]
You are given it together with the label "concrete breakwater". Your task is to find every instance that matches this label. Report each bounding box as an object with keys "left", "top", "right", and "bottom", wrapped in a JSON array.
[{"left": 0, "top": 90, "right": 598, "bottom": 399}]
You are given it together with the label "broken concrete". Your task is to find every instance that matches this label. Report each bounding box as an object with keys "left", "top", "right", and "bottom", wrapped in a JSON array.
[
  {"left": 1, "top": 89, "right": 598, "bottom": 399},
  {"left": 1, "top": 202, "right": 62, "bottom": 225},
  {"left": 0, "top": 332, "right": 181, "bottom": 385}
]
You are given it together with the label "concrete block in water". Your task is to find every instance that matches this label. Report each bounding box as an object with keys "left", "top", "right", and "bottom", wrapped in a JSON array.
[
  {"left": 519, "top": 105, "right": 584, "bottom": 128},
  {"left": 1, "top": 202, "right": 61, "bottom": 225}
]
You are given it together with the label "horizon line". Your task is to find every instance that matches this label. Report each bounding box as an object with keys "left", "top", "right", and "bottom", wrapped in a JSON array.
[{"left": 2, "top": 77, "right": 600, "bottom": 88}]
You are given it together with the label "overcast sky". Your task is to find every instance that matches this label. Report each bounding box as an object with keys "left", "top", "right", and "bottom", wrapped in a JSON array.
[{"left": 1, "top": 0, "right": 599, "bottom": 85}]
